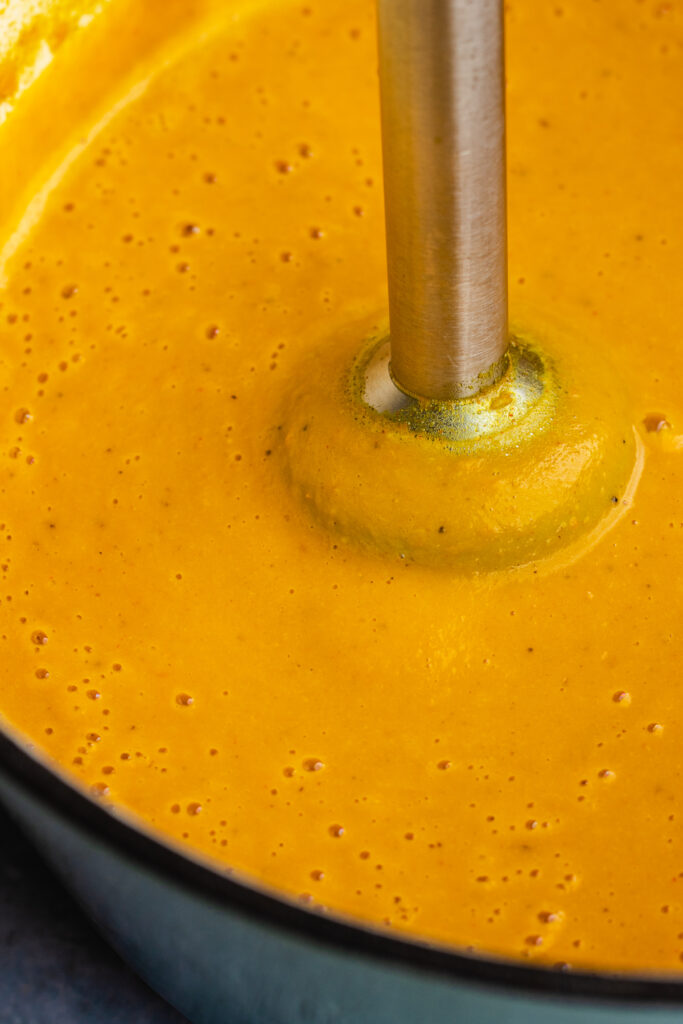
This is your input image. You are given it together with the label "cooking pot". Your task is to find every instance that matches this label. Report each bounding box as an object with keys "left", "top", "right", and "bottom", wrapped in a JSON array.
[
  {"left": 1, "top": 3, "right": 681, "bottom": 1021},
  {"left": 3, "top": 727, "right": 683, "bottom": 1024}
]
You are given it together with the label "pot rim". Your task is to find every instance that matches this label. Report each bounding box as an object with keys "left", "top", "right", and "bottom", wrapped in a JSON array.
[{"left": 1, "top": 723, "right": 681, "bottom": 1007}]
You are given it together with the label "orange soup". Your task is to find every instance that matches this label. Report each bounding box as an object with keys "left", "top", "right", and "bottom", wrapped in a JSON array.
[{"left": 1, "top": 0, "right": 683, "bottom": 974}]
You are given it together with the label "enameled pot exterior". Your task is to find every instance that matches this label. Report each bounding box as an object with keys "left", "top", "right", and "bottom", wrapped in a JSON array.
[{"left": 1, "top": 746, "right": 683, "bottom": 1024}]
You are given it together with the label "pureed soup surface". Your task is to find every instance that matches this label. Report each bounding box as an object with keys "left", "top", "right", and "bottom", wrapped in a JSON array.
[{"left": 2, "top": 0, "right": 683, "bottom": 974}]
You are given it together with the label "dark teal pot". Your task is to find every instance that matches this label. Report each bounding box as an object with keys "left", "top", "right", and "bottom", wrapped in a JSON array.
[{"left": 0, "top": 731, "right": 682, "bottom": 1023}]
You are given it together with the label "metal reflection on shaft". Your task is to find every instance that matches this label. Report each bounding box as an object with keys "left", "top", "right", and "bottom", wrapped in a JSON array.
[{"left": 377, "top": 0, "right": 508, "bottom": 401}]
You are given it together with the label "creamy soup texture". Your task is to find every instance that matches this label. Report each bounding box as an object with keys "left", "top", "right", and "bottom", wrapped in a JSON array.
[{"left": 1, "top": 0, "right": 683, "bottom": 973}]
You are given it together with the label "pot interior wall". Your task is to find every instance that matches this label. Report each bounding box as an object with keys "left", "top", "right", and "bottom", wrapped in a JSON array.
[{"left": 0, "top": 0, "right": 233, "bottom": 245}]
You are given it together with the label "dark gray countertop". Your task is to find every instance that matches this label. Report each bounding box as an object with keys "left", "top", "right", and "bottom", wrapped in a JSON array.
[{"left": 0, "top": 806, "right": 188, "bottom": 1024}]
